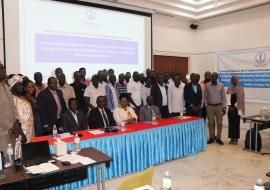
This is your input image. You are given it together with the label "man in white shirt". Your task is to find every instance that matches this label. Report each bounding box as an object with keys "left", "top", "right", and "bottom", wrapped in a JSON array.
[
  {"left": 141, "top": 77, "right": 152, "bottom": 105},
  {"left": 84, "top": 75, "right": 105, "bottom": 109},
  {"left": 127, "top": 71, "right": 142, "bottom": 110},
  {"left": 168, "top": 75, "right": 185, "bottom": 117},
  {"left": 58, "top": 73, "right": 76, "bottom": 107}
]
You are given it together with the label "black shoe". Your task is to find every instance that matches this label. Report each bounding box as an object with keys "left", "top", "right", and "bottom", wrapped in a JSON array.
[
  {"left": 216, "top": 139, "right": 224, "bottom": 145},
  {"left": 207, "top": 138, "right": 214, "bottom": 144}
]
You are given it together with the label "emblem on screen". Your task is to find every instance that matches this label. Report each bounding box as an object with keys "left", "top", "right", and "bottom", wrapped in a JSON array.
[
  {"left": 86, "top": 10, "right": 96, "bottom": 20},
  {"left": 255, "top": 52, "right": 267, "bottom": 67}
]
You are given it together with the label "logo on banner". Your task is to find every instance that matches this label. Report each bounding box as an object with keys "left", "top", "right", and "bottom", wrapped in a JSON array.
[
  {"left": 255, "top": 52, "right": 267, "bottom": 67},
  {"left": 86, "top": 10, "right": 96, "bottom": 20}
]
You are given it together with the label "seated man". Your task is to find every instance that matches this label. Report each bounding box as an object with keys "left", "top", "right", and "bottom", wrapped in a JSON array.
[
  {"left": 88, "top": 96, "right": 116, "bottom": 129},
  {"left": 139, "top": 96, "right": 162, "bottom": 122},
  {"left": 61, "top": 98, "right": 87, "bottom": 132},
  {"left": 113, "top": 93, "right": 137, "bottom": 126}
]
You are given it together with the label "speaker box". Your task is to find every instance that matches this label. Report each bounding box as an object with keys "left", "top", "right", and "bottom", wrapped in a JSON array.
[{"left": 190, "top": 24, "right": 198, "bottom": 30}]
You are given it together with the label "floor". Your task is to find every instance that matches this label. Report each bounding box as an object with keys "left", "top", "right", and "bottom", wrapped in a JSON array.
[{"left": 82, "top": 126, "right": 270, "bottom": 190}]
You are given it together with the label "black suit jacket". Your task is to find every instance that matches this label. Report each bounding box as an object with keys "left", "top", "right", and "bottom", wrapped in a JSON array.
[
  {"left": 150, "top": 84, "right": 168, "bottom": 109},
  {"left": 184, "top": 83, "right": 202, "bottom": 108},
  {"left": 37, "top": 88, "right": 67, "bottom": 126},
  {"left": 61, "top": 110, "right": 87, "bottom": 132},
  {"left": 88, "top": 108, "right": 116, "bottom": 129}
]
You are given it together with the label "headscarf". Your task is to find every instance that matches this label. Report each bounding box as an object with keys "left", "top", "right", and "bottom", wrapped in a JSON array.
[{"left": 8, "top": 75, "right": 23, "bottom": 88}]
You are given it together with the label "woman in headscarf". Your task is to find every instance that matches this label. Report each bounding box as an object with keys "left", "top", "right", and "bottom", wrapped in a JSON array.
[
  {"left": 8, "top": 75, "right": 34, "bottom": 159},
  {"left": 226, "top": 75, "right": 245, "bottom": 145}
]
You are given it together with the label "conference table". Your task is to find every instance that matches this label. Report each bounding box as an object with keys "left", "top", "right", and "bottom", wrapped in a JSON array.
[
  {"left": 0, "top": 148, "right": 111, "bottom": 190},
  {"left": 32, "top": 116, "right": 207, "bottom": 190}
]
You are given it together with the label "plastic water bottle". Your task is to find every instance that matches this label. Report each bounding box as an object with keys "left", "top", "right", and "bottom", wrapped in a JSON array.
[
  {"left": 5, "top": 144, "right": 14, "bottom": 168},
  {"left": 254, "top": 179, "right": 265, "bottom": 190},
  {"left": 74, "top": 134, "right": 80, "bottom": 152},
  {"left": 179, "top": 111, "right": 184, "bottom": 119},
  {"left": 161, "top": 171, "right": 172, "bottom": 190},
  {"left": 52, "top": 125, "right": 57, "bottom": 138},
  {"left": 152, "top": 112, "right": 157, "bottom": 121}
]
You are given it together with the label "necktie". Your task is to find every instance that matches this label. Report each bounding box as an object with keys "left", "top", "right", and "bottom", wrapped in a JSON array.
[
  {"left": 102, "top": 109, "right": 109, "bottom": 127},
  {"left": 52, "top": 91, "right": 62, "bottom": 118}
]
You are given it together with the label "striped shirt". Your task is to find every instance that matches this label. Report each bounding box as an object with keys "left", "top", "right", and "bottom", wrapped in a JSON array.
[{"left": 115, "top": 82, "right": 127, "bottom": 95}]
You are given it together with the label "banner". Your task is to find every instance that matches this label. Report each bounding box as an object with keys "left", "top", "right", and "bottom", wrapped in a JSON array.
[{"left": 218, "top": 48, "right": 270, "bottom": 102}]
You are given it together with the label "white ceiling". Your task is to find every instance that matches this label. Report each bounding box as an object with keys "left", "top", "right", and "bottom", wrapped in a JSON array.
[{"left": 99, "top": 0, "right": 270, "bottom": 20}]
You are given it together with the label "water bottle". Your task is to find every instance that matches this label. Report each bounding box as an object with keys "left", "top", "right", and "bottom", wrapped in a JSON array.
[
  {"left": 73, "top": 134, "right": 80, "bottom": 152},
  {"left": 152, "top": 112, "right": 157, "bottom": 121},
  {"left": 161, "top": 171, "right": 172, "bottom": 190},
  {"left": 179, "top": 112, "right": 184, "bottom": 119},
  {"left": 5, "top": 144, "right": 14, "bottom": 168},
  {"left": 52, "top": 125, "right": 57, "bottom": 138},
  {"left": 253, "top": 179, "right": 265, "bottom": 190}
]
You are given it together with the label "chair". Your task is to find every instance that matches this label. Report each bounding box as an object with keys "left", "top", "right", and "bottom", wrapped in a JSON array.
[{"left": 117, "top": 167, "right": 154, "bottom": 190}]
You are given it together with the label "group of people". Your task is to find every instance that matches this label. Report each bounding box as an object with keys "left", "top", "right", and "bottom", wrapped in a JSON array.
[{"left": 0, "top": 63, "right": 245, "bottom": 159}]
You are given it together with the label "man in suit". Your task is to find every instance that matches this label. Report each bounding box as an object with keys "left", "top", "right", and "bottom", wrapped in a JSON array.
[
  {"left": 61, "top": 98, "right": 87, "bottom": 132},
  {"left": 150, "top": 74, "right": 169, "bottom": 118},
  {"left": 88, "top": 96, "right": 116, "bottom": 129},
  {"left": 184, "top": 73, "right": 202, "bottom": 116},
  {"left": 37, "top": 77, "right": 67, "bottom": 134},
  {"left": 139, "top": 96, "right": 161, "bottom": 121}
]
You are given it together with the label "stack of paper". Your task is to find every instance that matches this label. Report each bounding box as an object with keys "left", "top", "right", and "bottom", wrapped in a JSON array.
[
  {"left": 59, "top": 133, "right": 73, "bottom": 138},
  {"left": 56, "top": 153, "right": 96, "bottom": 165},
  {"left": 88, "top": 129, "right": 105, "bottom": 135},
  {"left": 26, "top": 163, "right": 59, "bottom": 174}
]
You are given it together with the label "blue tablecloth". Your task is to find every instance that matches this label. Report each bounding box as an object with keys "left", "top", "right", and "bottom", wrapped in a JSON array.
[{"left": 49, "top": 119, "right": 207, "bottom": 190}]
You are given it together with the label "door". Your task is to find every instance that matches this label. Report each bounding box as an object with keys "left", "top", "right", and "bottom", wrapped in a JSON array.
[{"left": 153, "top": 55, "right": 189, "bottom": 83}]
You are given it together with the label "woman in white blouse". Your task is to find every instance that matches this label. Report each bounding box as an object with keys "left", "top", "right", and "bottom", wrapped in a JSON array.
[{"left": 113, "top": 94, "right": 137, "bottom": 126}]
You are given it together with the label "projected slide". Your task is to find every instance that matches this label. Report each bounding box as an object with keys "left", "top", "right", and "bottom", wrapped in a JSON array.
[
  {"left": 18, "top": 0, "right": 151, "bottom": 81},
  {"left": 35, "top": 33, "right": 138, "bottom": 64}
]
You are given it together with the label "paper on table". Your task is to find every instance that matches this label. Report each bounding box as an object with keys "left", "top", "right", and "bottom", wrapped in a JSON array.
[
  {"left": 56, "top": 154, "right": 96, "bottom": 165},
  {"left": 26, "top": 165, "right": 45, "bottom": 174},
  {"left": 25, "top": 163, "right": 59, "bottom": 174},
  {"left": 39, "top": 163, "right": 59, "bottom": 172},
  {"left": 59, "top": 133, "right": 73, "bottom": 138},
  {"left": 56, "top": 154, "right": 79, "bottom": 164},
  {"left": 88, "top": 129, "right": 105, "bottom": 135}
]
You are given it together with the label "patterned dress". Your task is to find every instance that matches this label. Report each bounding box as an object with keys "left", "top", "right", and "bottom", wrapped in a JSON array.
[{"left": 13, "top": 96, "right": 34, "bottom": 159}]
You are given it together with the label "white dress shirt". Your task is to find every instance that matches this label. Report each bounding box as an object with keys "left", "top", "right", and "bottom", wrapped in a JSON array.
[
  {"left": 158, "top": 84, "right": 168, "bottom": 106},
  {"left": 84, "top": 83, "right": 106, "bottom": 107},
  {"left": 70, "top": 110, "right": 78, "bottom": 125},
  {"left": 168, "top": 78, "right": 174, "bottom": 87},
  {"left": 168, "top": 83, "right": 185, "bottom": 113},
  {"left": 127, "top": 80, "right": 142, "bottom": 107},
  {"left": 141, "top": 86, "right": 151, "bottom": 105},
  {"left": 113, "top": 107, "right": 137, "bottom": 126}
]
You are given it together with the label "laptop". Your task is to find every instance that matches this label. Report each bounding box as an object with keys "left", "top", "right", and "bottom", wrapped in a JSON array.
[{"left": 22, "top": 141, "right": 52, "bottom": 166}]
